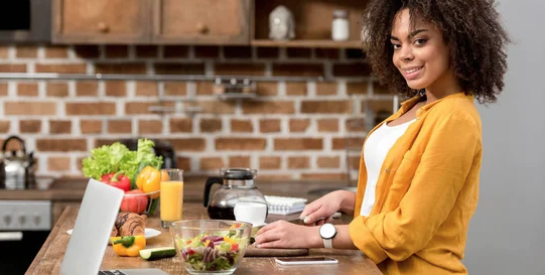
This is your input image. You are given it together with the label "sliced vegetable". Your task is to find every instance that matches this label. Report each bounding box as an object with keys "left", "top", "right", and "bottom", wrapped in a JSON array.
[
  {"left": 177, "top": 231, "right": 247, "bottom": 272},
  {"left": 139, "top": 247, "right": 176, "bottom": 260},
  {"left": 110, "top": 235, "right": 146, "bottom": 257}
]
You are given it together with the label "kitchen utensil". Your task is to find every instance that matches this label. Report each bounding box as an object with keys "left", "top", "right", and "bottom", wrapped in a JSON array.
[{"left": 0, "top": 136, "right": 36, "bottom": 190}]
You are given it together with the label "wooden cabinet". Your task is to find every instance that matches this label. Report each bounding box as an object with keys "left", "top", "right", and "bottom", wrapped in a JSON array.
[
  {"left": 52, "top": 0, "right": 250, "bottom": 45},
  {"left": 152, "top": 0, "right": 251, "bottom": 45},
  {"left": 51, "top": 0, "right": 365, "bottom": 48},
  {"left": 52, "top": 0, "right": 151, "bottom": 44}
]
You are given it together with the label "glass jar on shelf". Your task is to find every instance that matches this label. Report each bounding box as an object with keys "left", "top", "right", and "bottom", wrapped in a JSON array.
[{"left": 332, "top": 10, "right": 350, "bottom": 41}]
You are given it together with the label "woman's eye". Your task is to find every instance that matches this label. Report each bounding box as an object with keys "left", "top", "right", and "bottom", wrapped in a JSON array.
[
  {"left": 414, "top": 39, "right": 428, "bottom": 45},
  {"left": 392, "top": 44, "right": 401, "bottom": 50}
]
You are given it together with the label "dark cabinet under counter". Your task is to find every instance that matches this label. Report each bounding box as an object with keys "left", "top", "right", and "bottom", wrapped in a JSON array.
[{"left": 0, "top": 0, "right": 51, "bottom": 43}]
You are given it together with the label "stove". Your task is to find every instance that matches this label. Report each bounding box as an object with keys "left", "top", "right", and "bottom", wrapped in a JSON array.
[
  {"left": 0, "top": 200, "right": 52, "bottom": 274},
  {"left": 0, "top": 200, "right": 51, "bottom": 231}
]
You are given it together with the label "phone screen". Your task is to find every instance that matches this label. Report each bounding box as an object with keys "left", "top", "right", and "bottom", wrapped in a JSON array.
[{"left": 277, "top": 257, "right": 336, "bottom": 262}]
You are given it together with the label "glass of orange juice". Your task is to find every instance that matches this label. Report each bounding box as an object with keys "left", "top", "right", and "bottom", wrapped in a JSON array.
[{"left": 160, "top": 169, "right": 184, "bottom": 228}]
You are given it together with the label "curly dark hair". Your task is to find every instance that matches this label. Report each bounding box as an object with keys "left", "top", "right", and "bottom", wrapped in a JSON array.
[{"left": 363, "top": 0, "right": 509, "bottom": 103}]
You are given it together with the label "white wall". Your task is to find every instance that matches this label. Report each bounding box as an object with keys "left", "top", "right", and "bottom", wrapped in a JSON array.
[{"left": 465, "top": 0, "right": 545, "bottom": 274}]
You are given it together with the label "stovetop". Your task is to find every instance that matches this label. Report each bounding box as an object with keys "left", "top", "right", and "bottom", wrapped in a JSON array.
[
  {"left": 0, "top": 177, "right": 56, "bottom": 230},
  {"left": 0, "top": 176, "right": 55, "bottom": 191}
]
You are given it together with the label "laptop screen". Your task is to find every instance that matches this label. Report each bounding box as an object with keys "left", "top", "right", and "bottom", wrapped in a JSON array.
[{"left": 60, "top": 179, "right": 124, "bottom": 275}]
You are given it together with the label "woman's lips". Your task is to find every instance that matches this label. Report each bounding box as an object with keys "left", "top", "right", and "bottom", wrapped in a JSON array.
[{"left": 403, "top": 66, "right": 424, "bottom": 80}]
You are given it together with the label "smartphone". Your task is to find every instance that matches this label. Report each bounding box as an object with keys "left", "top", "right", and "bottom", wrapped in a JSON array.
[{"left": 275, "top": 257, "right": 339, "bottom": 265}]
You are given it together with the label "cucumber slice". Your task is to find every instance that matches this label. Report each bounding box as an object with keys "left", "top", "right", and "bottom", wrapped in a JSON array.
[{"left": 139, "top": 247, "right": 176, "bottom": 260}]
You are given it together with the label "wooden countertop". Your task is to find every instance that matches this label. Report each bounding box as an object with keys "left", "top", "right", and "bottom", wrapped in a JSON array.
[
  {"left": 26, "top": 204, "right": 382, "bottom": 275},
  {"left": 0, "top": 176, "right": 354, "bottom": 202}
]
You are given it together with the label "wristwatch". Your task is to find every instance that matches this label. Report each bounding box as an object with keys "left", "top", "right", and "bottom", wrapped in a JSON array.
[{"left": 319, "top": 223, "right": 337, "bottom": 248}]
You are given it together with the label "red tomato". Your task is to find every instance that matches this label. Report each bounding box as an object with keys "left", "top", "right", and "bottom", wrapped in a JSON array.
[
  {"left": 120, "top": 190, "right": 149, "bottom": 214},
  {"left": 231, "top": 243, "right": 239, "bottom": 251}
]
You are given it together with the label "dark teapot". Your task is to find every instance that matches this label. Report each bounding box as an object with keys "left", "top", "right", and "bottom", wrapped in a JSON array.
[
  {"left": 204, "top": 168, "right": 268, "bottom": 220},
  {"left": 0, "top": 136, "right": 36, "bottom": 189}
]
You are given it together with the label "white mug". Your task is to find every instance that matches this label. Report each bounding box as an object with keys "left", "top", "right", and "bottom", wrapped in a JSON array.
[{"left": 234, "top": 201, "right": 267, "bottom": 226}]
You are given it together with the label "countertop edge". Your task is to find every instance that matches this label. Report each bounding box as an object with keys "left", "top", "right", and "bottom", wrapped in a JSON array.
[{"left": 25, "top": 206, "right": 74, "bottom": 275}]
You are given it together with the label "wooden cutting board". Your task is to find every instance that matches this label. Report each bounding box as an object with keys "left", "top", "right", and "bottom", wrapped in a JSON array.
[{"left": 244, "top": 245, "right": 309, "bottom": 257}]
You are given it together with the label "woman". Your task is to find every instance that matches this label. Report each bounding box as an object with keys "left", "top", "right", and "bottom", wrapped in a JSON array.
[{"left": 254, "top": 0, "right": 508, "bottom": 274}]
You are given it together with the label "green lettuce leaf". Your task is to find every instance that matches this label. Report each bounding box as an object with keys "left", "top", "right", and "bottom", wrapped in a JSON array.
[
  {"left": 82, "top": 139, "right": 163, "bottom": 185},
  {"left": 82, "top": 142, "right": 130, "bottom": 180},
  {"left": 136, "top": 139, "right": 163, "bottom": 170}
]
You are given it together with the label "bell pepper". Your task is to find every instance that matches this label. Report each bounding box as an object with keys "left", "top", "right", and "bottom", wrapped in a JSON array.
[
  {"left": 222, "top": 236, "right": 239, "bottom": 251},
  {"left": 110, "top": 235, "right": 146, "bottom": 257},
  {"left": 101, "top": 172, "right": 131, "bottom": 192},
  {"left": 223, "top": 236, "right": 237, "bottom": 245},
  {"left": 136, "top": 166, "right": 163, "bottom": 198}
]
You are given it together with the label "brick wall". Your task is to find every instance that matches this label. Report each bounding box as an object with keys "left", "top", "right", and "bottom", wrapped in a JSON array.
[{"left": 0, "top": 45, "right": 396, "bottom": 181}]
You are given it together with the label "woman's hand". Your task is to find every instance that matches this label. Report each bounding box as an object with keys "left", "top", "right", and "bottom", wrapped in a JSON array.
[
  {"left": 299, "top": 190, "right": 355, "bottom": 226},
  {"left": 254, "top": 220, "right": 321, "bottom": 249}
]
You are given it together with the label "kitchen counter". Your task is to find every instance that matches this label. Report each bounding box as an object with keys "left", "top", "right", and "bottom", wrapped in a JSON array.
[
  {"left": 0, "top": 176, "right": 355, "bottom": 225},
  {"left": 25, "top": 204, "right": 382, "bottom": 275},
  {"left": 0, "top": 176, "right": 354, "bottom": 203}
]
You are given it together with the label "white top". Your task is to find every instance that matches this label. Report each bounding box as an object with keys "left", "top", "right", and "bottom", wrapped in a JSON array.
[{"left": 360, "top": 119, "right": 416, "bottom": 216}]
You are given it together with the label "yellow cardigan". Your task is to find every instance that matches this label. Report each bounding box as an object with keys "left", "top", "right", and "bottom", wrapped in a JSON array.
[{"left": 349, "top": 93, "right": 482, "bottom": 275}]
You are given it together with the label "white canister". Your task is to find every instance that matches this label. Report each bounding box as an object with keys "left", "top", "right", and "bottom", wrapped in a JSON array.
[{"left": 332, "top": 10, "right": 350, "bottom": 41}]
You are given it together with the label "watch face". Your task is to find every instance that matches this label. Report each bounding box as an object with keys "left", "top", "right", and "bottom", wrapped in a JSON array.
[{"left": 319, "top": 223, "right": 336, "bottom": 239}]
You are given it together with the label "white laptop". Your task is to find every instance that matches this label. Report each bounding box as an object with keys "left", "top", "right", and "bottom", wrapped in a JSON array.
[{"left": 60, "top": 179, "right": 170, "bottom": 275}]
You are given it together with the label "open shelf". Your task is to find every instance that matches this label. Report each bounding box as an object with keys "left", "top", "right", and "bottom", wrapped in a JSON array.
[
  {"left": 251, "top": 39, "right": 363, "bottom": 49},
  {"left": 253, "top": 0, "right": 369, "bottom": 49}
]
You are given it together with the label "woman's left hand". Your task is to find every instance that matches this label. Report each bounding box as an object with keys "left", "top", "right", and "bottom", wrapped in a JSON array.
[{"left": 254, "top": 220, "right": 321, "bottom": 249}]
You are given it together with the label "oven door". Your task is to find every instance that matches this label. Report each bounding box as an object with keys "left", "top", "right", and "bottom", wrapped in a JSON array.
[
  {"left": 0, "top": 230, "right": 51, "bottom": 274},
  {"left": 0, "top": 200, "right": 52, "bottom": 275}
]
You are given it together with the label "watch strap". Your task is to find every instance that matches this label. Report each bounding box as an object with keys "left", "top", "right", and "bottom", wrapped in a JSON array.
[{"left": 323, "top": 238, "right": 333, "bottom": 249}]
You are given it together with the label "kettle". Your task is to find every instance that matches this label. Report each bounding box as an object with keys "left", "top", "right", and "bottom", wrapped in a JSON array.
[
  {"left": 204, "top": 168, "right": 268, "bottom": 220},
  {"left": 0, "top": 136, "right": 36, "bottom": 189}
]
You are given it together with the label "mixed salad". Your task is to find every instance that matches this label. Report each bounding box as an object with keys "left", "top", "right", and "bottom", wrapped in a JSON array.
[{"left": 176, "top": 225, "right": 249, "bottom": 272}]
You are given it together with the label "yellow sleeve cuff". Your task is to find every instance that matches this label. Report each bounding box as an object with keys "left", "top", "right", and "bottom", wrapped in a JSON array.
[{"left": 349, "top": 215, "right": 388, "bottom": 264}]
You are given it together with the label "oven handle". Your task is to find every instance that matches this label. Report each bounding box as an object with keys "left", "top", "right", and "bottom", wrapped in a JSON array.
[{"left": 0, "top": 232, "right": 23, "bottom": 241}]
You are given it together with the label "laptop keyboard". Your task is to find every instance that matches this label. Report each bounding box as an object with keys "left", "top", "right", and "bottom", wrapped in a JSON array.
[{"left": 98, "top": 270, "right": 127, "bottom": 275}]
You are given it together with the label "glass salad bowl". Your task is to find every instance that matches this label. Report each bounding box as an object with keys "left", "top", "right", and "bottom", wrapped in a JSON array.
[{"left": 170, "top": 220, "right": 252, "bottom": 275}]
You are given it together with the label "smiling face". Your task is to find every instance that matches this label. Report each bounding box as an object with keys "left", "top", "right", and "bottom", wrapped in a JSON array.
[{"left": 390, "top": 9, "right": 452, "bottom": 91}]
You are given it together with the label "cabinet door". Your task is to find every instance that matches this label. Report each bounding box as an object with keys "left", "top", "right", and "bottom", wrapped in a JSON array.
[
  {"left": 52, "top": 0, "right": 150, "bottom": 44},
  {"left": 152, "top": 0, "right": 251, "bottom": 45}
]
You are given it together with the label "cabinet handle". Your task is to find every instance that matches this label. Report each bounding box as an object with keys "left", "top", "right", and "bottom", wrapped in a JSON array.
[
  {"left": 0, "top": 232, "right": 23, "bottom": 241},
  {"left": 196, "top": 22, "right": 208, "bottom": 34},
  {"left": 97, "top": 22, "right": 109, "bottom": 33}
]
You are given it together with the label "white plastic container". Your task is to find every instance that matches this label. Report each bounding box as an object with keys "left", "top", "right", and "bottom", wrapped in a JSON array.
[{"left": 332, "top": 10, "right": 350, "bottom": 41}]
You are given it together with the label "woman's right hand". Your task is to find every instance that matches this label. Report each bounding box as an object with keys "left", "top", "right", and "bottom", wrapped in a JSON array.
[{"left": 299, "top": 190, "right": 355, "bottom": 226}]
